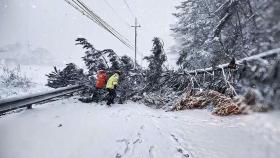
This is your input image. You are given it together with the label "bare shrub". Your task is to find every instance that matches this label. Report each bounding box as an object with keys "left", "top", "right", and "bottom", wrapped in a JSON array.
[
  {"left": 0, "top": 65, "right": 31, "bottom": 88},
  {"left": 0, "top": 65, "right": 32, "bottom": 98}
]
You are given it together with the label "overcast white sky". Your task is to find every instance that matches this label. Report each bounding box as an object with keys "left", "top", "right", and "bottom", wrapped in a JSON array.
[{"left": 0, "top": 0, "right": 181, "bottom": 67}]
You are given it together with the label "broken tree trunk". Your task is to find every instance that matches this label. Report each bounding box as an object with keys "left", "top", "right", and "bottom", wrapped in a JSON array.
[{"left": 170, "top": 48, "right": 280, "bottom": 76}]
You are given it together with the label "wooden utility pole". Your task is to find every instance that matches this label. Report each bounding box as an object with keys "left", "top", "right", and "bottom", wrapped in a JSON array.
[{"left": 131, "top": 18, "right": 141, "bottom": 66}]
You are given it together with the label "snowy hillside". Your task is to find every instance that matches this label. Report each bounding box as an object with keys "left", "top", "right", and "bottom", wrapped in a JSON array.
[{"left": 0, "top": 43, "right": 62, "bottom": 66}]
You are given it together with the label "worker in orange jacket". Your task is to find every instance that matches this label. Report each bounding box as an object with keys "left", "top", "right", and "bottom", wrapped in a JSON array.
[
  {"left": 91, "top": 70, "right": 107, "bottom": 102},
  {"left": 96, "top": 70, "right": 107, "bottom": 89}
]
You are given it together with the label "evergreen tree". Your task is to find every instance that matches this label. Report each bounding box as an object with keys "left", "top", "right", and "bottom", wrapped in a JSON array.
[
  {"left": 46, "top": 63, "right": 85, "bottom": 88},
  {"left": 144, "top": 37, "right": 167, "bottom": 91},
  {"left": 171, "top": 0, "right": 219, "bottom": 69},
  {"left": 106, "top": 49, "right": 121, "bottom": 72},
  {"left": 76, "top": 38, "right": 129, "bottom": 74},
  {"left": 171, "top": 0, "right": 280, "bottom": 70},
  {"left": 76, "top": 38, "right": 108, "bottom": 75},
  {"left": 75, "top": 37, "right": 145, "bottom": 103}
]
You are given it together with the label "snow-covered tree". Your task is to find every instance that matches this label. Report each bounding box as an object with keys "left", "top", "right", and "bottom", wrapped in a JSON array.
[
  {"left": 144, "top": 37, "right": 167, "bottom": 91},
  {"left": 239, "top": 57, "right": 280, "bottom": 109},
  {"left": 171, "top": 0, "right": 219, "bottom": 69},
  {"left": 74, "top": 37, "right": 146, "bottom": 103},
  {"left": 46, "top": 63, "right": 85, "bottom": 88},
  {"left": 75, "top": 38, "right": 108, "bottom": 75},
  {"left": 171, "top": 0, "right": 280, "bottom": 70}
]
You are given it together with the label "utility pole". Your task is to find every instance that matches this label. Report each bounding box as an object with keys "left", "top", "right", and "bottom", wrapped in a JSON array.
[{"left": 131, "top": 18, "right": 141, "bottom": 66}]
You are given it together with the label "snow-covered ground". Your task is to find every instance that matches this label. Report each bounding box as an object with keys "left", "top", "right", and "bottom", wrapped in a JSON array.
[{"left": 0, "top": 97, "right": 279, "bottom": 158}]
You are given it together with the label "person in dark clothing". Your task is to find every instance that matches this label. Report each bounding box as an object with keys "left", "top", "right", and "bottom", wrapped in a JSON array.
[{"left": 107, "top": 88, "right": 117, "bottom": 105}]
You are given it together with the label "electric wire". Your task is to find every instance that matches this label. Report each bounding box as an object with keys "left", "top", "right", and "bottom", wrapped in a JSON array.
[
  {"left": 66, "top": 0, "right": 145, "bottom": 66},
  {"left": 68, "top": 0, "right": 130, "bottom": 48},
  {"left": 65, "top": 0, "right": 134, "bottom": 50},
  {"left": 103, "top": 0, "right": 131, "bottom": 27},
  {"left": 122, "top": 0, "right": 135, "bottom": 19},
  {"left": 76, "top": 0, "right": 134, "bottom": 49}
]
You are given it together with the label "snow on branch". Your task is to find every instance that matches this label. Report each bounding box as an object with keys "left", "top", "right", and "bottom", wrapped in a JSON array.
[
  {"left": 183, "top": 48, "right": 280, "bottom": 75},
  {"left": 213, "top": 0, "right": 239, "bottom": 37},
  {"left": 213, "top": 13, "right": 231, "bottom": 37},
  {"left": 213, "top": 0, "right": 230, "bottom": 15}
]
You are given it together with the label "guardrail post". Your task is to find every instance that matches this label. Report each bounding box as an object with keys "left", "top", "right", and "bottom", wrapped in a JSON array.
[{"left": 27, "top": 104, "right": 32, "bottom": 109}]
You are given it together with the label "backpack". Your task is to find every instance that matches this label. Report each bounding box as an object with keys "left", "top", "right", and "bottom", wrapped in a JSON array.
[{"left": 96, "top": 70, "right": 107, "bottom": 89}]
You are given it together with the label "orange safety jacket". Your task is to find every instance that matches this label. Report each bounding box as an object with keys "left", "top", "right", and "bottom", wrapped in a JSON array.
[{"left": 96, "top": 70, "right": 107, "bottom": 89}]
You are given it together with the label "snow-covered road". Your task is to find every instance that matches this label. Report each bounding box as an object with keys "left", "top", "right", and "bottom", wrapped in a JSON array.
[{"left": 0, "top": 97, "right": 280, "bottom": 158}]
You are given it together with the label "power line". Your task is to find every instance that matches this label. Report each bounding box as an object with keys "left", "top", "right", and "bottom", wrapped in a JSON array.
[
  {"left": 65, "top": 0, "right": 134, "bottom": 50},
  {"left": 102, "top": 0, "right": 131, "bottom": 27},
  {"left": 65, "top": 0, "right": 146, "bottom": 65},
  {"left": 69, "top": 0, "right": 128, "bottom": 46},
  {"left": 75, "top": 0, "right": 133, "bottom": 48},
  {"left": 122, "top": 0, "right": 135, "bottom": 19}
]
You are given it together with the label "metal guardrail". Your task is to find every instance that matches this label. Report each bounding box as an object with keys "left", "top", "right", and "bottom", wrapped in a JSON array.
[{"left": 0, "top": 85, "right": 84, "bottom": 114}]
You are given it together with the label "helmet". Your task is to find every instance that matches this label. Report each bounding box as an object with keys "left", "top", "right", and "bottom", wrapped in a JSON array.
[
  {"left": 115, "top": 70, "right": 122, "bottom": 75},
  {"left": 98, "top": 70, "right": 106, "bottom": 73}
]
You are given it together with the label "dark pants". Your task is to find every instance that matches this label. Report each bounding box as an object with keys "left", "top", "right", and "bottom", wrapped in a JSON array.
[
  {"left": 107, "top": 88, "right": 116, "bottom": 105},
  {"left": 92, "top": 88, "right": 106, "bottom": 103}
]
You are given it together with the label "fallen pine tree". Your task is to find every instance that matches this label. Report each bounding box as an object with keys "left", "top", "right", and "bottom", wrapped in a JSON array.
[
  {"left": 45, "top": 38, "right": 279, "bottom": 116},
  {"left": 140, "top": 48, "right": 280, "bottom": 115}
]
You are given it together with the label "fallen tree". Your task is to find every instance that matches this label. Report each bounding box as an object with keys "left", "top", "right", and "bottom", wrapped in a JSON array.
[{"left": 142, "top": 48, "right": 280, "bottom": 113}]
